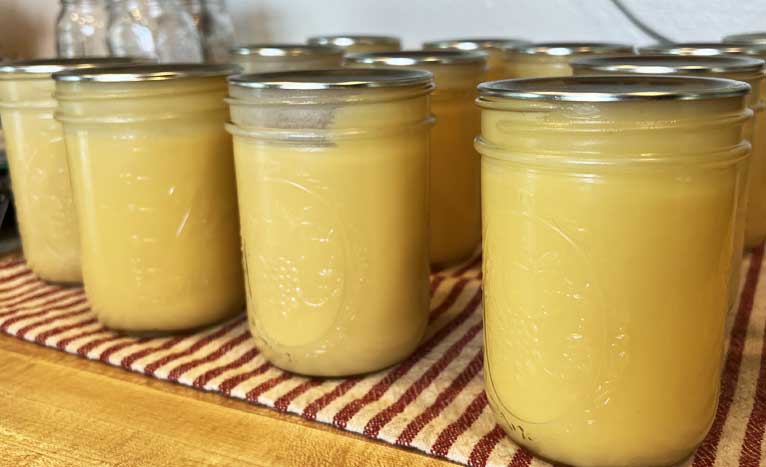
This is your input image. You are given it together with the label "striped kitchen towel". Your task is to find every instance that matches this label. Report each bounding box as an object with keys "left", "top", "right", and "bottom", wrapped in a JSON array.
[{"left": 0, "top": 249, "right": 765, "bottom": 467}]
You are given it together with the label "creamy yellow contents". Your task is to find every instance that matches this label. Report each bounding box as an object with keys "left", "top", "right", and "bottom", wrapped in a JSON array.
[
  {"left": 57, "top": 79, "right": 244, "bottom": 333},
  {"left": 478, "top": 97, "right": 748, "bottom": 467},
  {"left": 504, "top": 53, "right": 575, "bottom": 78},
  {"left": 0, "top": 77, "right": 81, "bottom": 283},
  {"left": 484, "top": 49, "right": 510, "bottom": 82},
  {"left": 230, "top": 54, "right": 343, "bottom": 74},
  {"left": 746, "top": 101, "right": 766, "bottom": 247}
]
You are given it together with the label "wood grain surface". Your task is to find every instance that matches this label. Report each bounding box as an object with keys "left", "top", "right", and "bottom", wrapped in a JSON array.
[{"left": 0, "top": 334, "right": 457, "bottom": 467}]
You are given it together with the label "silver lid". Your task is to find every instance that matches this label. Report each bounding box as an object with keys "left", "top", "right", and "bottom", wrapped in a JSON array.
[
  {"left": 423, "top": 38, "right": 527, "bottom": 51},
  {"left": 504, "top": 42, "right": 635, "bottom": 56},
  {"left": 639, "top": 42, "right": 766, "bottom": 58},
  {"left": 0, "top": 57, "right": 147, "bottom": 76},
  {"left": 477, "top": 75, "right": 750, "bottom": 102},
  {"left": 571, "top": 54, "right": 765, "bottom": 75},
  {"left": 228, "top": 68, "right": 434, "bottom": 90},
  {"left": 724, "top": 32, "right": 766, "bottom": 45},
  {"left": 345, "top": 50, "right": 487, "bottom": 66},
  {"left": 307, "top": 35, "right": 401, "bottom": 48},
  {"left": 230, "top": 43, "right": 343, "bottom": 57},
  {"left": 53, "top": 63, "right": 239, "bottom": 82}
]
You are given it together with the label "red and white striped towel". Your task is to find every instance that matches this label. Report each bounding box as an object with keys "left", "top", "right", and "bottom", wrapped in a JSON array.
[{"left": 1, "top": 249, "right": 765, "bottom": 467}]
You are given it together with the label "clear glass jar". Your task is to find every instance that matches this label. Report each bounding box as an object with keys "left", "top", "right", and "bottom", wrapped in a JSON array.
[
  {"left": 229, "top": 44, "right": 344, "bottom": 74},
  {"left": 54, "top": 64, "right": 244, "bottom": 333},
  {"left": 107, "top": 0, "right": 157, "bottom": 59},
  {"left": 571, "top": 54, "right": 765, "bottom": 307},
  {"left": 476, "top": 76, "right": 751, "bottom": 467},
  {"left": 185, "top": 0, "right": 235, "bottom": 63},
  {"left": 346, "top": 51, "right": 487, "bottom": 267},
  {"left": 423, "top": 38, "right": 527, "bottom": 82},
  {"left": 503, "top": 42, "right": 634, "bottom": 78},
  {"left": 0, "top": 58, "right": 140, "bottom": 284},
  {"left": 307, "top": 35, "right": 401, "bottom": 54},
  {"left": 153, "top": 0, "right": 204, "bottom": 63},
  {"left": 640, "top": 43, "right": 766, "bottom": 250},
  {"left": 226, "top": 69, "right": 434, "bottom": 376},
  {"left": 56, "top": 0, "right": 110, "bottom": 58}
]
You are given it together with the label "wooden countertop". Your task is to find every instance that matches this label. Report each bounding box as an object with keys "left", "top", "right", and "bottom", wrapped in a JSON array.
[{"left": 0, "top": 334, "right": 457, "bottom": 467}]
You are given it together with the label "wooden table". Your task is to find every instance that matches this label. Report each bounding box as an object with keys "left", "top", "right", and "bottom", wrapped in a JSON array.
[{"left": 0, "top": 334, "right": 456, "bottom": 466}]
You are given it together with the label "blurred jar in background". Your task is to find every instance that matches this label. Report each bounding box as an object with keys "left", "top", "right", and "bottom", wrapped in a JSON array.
[
  {"left": 107, "top": 0, "right": 157, "bottom": 59},
  {"left": 229, "top": 44, "right": 343, "bottom": 73},
  {"left": 307, "top": 35, "right": 402, "bottom": 54},
  {"left": 724, "top": 32, "right": 766, "bottom": 46},
  {"left": 181, "top": 0, "right": 236, "bottom": 63},
  {"left": 423, "top": 38, "right": 527, "bottom": 81},
  {"left": 154, "top": 0, "right": 204, "bottom": 62},
  {"left": 56, "top": 0, "right": 110, "bottom": 58},
  {"left": 503, "top": 42, "right": 635, "bottom": 78}
]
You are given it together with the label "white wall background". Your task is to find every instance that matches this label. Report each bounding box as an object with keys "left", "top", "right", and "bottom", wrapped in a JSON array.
[{"left": 1, "top": 0, "right": 764, "bottom": 58}]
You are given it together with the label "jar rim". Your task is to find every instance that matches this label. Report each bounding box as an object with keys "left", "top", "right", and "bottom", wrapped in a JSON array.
[
  {"left": 723, "top": 32, "right": 766, "bottom": 45},
  {"left": 307, "top": 35, "right": 401, "bottom": 47},
  {"left": 0, "top": 57, "right": 148, "bottom": 77},
  {"left": 640, "top": 42, "right": 766, "bottom": 58},
  {"left": 228, "top": 68, "right": 434, "bottom": 90},
  {"left": 571, "top": 54, "right": 765, "bottom": 74},
  {"left": 229, "top": 44, "right": 343, "bottom": 57},
  {"left": 503, "top": 42, "right": 635, "bottom": 56},
  {"left": 423, "top": 38, "right": 527, "bottom": 51},
  {"left": 477, "top": 75, "right": 750, "bottom": 102},
  {"left": 52, "top": 63, "right": 240, "bottom": 83},
  {"left": 345, "top": 50, "right": 487, "bottom": 66}
]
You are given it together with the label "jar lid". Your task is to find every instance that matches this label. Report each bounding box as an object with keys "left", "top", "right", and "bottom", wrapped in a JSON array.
[
  {"left": 639, "top": 42, "right": 766, "bottom": 59},
  {"left": 344, "top": 50, "right": 487, "bottom": 66},
  {"left": 52, "top": 63, "right": 239, "bottom": 82},
  {"left": 423, "top": 38, "right": 527, "bottom": 51},
  {"left": 477, "top": 75, "right": 750, "bottom": 102},
  {"left": 571, "top": 54, "right": 765, "bottom": 75},
  {"left": 228, "top": 68, "right": 434, "bottom": 90},
  {"left": 307, "top": 35, "right": 401, "bottom": 48},
  {"left": 0, "top": 57, "right": 147, "bottom": 76},
  {"left": 230, "top": 44, "right": 343, "bottom": 57},
  {"left": 724, "top": 32, "right": 766, "bottom": 45},
  {"left": 504, "top": 42, "right": 635, "bottom": 56}
]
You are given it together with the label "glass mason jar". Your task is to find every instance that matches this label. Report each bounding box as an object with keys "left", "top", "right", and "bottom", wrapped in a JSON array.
[
  {"left": 182, "top": 0, "right": 235, "bottom": 63},
  {"left": 107, "top": 0, "right": 158, "bottom": 59},
  {"left": 345, "top": 51, "right": 487, "bottom": 267},
  {"left": 53, "top": 64, "right": 244, "bottom": 333},
  {"left": 56, "top": 0, "right": 110, "bottom": 58},
  {"left": 153, "top": 0, "right": 205, "bottom": 63},
  {"left": 724, "top": 32, "right": 766, "bottom": 45},
  {"left": 229, "top": 44, "right": 344, "bottom": 74},
  {"left": 0, "top": 57, "right": 141, "bottom": 284},
  {"left": 423, "top": 38, "right": 527, "bottom": 82},
  {"left": 226, "top": 69, "right": 434, "bottom": 376},
  {"left": 307, "top": 35, "right": 402, "bottom": 54},
  {"left": 640, "top": 44, "right": 766, "bottom": 250},
  {"left": 476, "top": 76, "right": 751, "bottom": 467},
  {"left": 571, "top": 54, "right": 765, "bottom": 307},
  {"left": 502, "top": 42, "right": 634, "bottom": 78}
]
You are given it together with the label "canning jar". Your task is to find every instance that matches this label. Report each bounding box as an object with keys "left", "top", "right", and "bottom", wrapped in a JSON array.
[
  {"left": 307, "top": 35, "right": 401, "bottom": 54},
  {"left": 0, "top": 57, "right": 140, "bottom": 284},
  {"left": 639, "top": 44, "right": 766, "bottom": 250},
  {"left": 476, "top": 76, "right": 751, "bottom": 467},
  {"left": 229, "top": 44, "right": 344, "bottom": 74},
  {"left": 503, "top": 42, "right": 634, "bottom": 78},
  {"left": 345, "top": 51, "right": 486, "bottom": 267},
  {"left": 54, "top": 64, "right": 244, "bottom": 333},
  {"left": 423, "top": 38, "right": 527, "bottom": 81},
  {"left": 226, "top": 69, "right": 434, "bottom": 376}
]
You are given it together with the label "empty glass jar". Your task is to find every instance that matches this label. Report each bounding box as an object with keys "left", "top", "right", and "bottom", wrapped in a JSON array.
[
  {"left": 229, "top": 44, "right": 344, "bottom": 73},
  {"left": 56, "top": 0, "right": 109, "bottom": 58},
  {"left": 307, "top": 35, "right": 402, "bottom": 53},
  {"left": 503, "top": 42, "right": 634, "bottom": 78}
]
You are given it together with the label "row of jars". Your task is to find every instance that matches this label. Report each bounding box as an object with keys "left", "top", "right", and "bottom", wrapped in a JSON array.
[{"left": 2, "top": 31, "right": 766, "bottom": 467}]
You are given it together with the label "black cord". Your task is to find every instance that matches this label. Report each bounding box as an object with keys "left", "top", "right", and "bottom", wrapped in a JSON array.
[{"left": 609, "top": 0, "right": 674, "bottom": 44}]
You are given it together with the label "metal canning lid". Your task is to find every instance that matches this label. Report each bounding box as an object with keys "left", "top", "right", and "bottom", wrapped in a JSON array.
[
  {"left": 307, "top": 35, "right": 401, "bottom": 48},
  {"left": 345, "top": 50, "right": 487, "bottom": 66},
  {"left": 639, "top": 42, "right": 766, "bottom": 58},
  {"left": 724, "top": 32, "right": 766, "bottom": 45},
  {"left": 0, "top": 57, "right": 147, "bottom": 76},
  {"left": 228, "top": 68, "right": 434, "bottom": 90},
  {"left": 504, "top": 42, "right": 635, "bottom": 56},
  {"left": 423, "top": 38, "right": 527, "bottom": 51},
  {"left": 477, "top": 75, "right": 750, "bottom": 102},
  {"left": 230, "top": 43, "right": 342, "bottom": 57},
  {"left": 52, "top": 63, "right": 240, "bottom": 82},
  {"left": 570, "top": 54, "right": 765, "bottom": 75}
]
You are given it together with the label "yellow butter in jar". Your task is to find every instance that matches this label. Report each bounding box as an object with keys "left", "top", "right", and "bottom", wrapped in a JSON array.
[
  {"left": 307, "top": 35, "right": 402, "bottom": 54},
  {"left": 640, "top": 43, "right": 766, "bottom": 250},
  {"left": 226, "top": 69, "right": 434, "bottom": 376},
  {"left": 0, "top": 58, "right": 142, "bottom": 284},
  {"left": 345, "top": 51, "right": 487, "bottom": 267},
  {"left": 476, "top": 76, "right": 751, "bottom": 467},
  {"left": 503, "top": 42, "right": 634, "bottom": 78},
  {"left": 571, "top": 54, "right": 765, "bottom": 306},
  {"left": 423, "top": 38, "right": 527, "bottom": 81},
  {"left": 229, "top": 44, "right": 344, "bottom": 74},
  {"left": 54, "top": 64, "right": 245, "bottom": 333}
]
